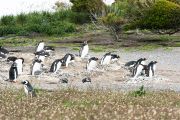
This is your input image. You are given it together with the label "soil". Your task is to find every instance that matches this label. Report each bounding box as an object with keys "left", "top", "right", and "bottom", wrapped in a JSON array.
[{"left": 0, "top": 46, "right": 180, "bottom": 92}]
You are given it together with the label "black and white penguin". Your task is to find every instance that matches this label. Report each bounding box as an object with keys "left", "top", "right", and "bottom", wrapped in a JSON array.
[
  {"left": 50, "top": 59, "right": 63, "bottom": 73},
  {"left": 21, "top": 80, "right": 36, "bottom": 97},
  {"left": 86, "top": 57, "right": 98, "bottom": 71},
  {"left": 145, "top": 61, "right": 157, "bottom": 77},
  {"left": 82, "top": 77, "right": 91, "bottom": 83},
  {"left": 0, "top": 46, "right": 9, "bottom": 55},
  {"left": 31, "top": 59, "right": 43, "bottom": 75},
  {"left": 79, "top": 41, "right": 89, "bottom": 58},
  {"left": 125, "top": 58, "right": 146, "bottom": 68},
  {"left": 0, "top": 53, "right": 6, "bottom": 58},
  {"left": 9, "top": 62, "right": 18, "bottom": 82},
  {"left": 111, "top": 54, "right": 120, "bottom": 63},
  {"left": 7, "top": 56, "right": 18, "bottom": 62},
  {"left": 132, "top": 58, "right": 147, "bottom": 78},
  {"left": 15, "top": 58, "right": 24, "bottom": 75},
  {"left": 35, "top": 41, "right": 45, "bottom": 52},
  {"left": 44, "top": 46, "right": 55, "bottom": 52},
  {"left": 34, "top": 50, "right": 50, "bottom": 62},
  {"left": 100, "top": 52, "right": 112, "bottom": 65},
  {"left": 62, "top": 53, "right": 75, "bottom": 67}
]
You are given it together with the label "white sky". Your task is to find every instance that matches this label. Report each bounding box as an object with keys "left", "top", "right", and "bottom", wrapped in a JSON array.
[{"left": 0, "top": 0, "right": 115, "bottom": 17}]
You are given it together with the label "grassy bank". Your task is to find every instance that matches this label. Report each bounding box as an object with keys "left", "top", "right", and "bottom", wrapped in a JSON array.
[{"left": 0, "top": 89, "right": 180, "bottom": 119}]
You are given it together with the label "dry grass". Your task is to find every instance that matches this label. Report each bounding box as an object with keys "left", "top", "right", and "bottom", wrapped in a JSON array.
[{"left": 0, "top": 89, "right": 180, "bottom": 119}]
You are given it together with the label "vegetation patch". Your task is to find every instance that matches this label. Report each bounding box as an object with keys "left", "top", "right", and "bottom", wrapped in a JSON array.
[{"left": 0, "top": 89, "right": 180, "bottom": 119}]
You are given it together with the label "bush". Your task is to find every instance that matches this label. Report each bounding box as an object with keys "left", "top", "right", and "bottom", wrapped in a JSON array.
[
  {"left": 133, "top": 0, "right": 180, "bottom": 30},
  {"left": 16, "top": 13, "right": 27, "bottom": 26},
  {"left": 0, "top": 26, "right": 21, "bottom": 36},
  {"left": 0, "top": 15, "right": 15, "bottom": 26}
]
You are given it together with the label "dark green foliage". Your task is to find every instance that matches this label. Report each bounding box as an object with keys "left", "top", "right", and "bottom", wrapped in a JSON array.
[
  {"left": 16, "top": 13, "right": 27, "bottom": 26},
  {"left": 130, "top": 0, "right": 180, "bottom": 30},
  {"left": 0, "top": 10, "right": 81, "bottom": 36},
  {"left": 0, "top": 15, "right": 15, "bottom": 26},
  {"left": 70, "top": 0, "right": 104, "bottom": 13},
  {"left": 131, "top": 85, "right": 146, "bottom": 97}
]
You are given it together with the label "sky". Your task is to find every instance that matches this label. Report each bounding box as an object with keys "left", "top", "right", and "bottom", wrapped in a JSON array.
[{"left": 0, "top": 0, "right": 115, "bottom": 17}]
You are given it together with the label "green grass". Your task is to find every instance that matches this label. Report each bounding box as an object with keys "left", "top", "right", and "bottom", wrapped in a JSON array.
[
  {"left": 124, "top": 44, "right": 162, "bottom": 51},
  {"left": 0, "top": 89, "right": 180, "bottom": 119}
]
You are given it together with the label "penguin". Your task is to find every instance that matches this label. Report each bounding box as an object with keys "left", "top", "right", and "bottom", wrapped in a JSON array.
[
  {"left": 0, "top": 46, "right": 9, "bottom": 55},
  {"left": 50, "top": 59, "right": 63, "bottom": 73},
  {"left": 62, "top": 53, "right": 75, "bottom": 67},
  {"left": 21, "top": 80, "right": 36, "bottom": 97},
  {"left": 125, "top": 58, "right": 146, "bottom": 68},
  {"left": 82, "top": 77, "right": 91, "bottom": 83},
  {"left": 125, "top": 61, "right": 137, "bottom": 68},
  {"left": 7, "top": 56, "right": 17, "bottom": 62},
  {"left": 9, "top": 62, "right": 18, "bottom": 82},
  {"left": 146, "top": 61, "right": 157, "bottom": 77},
  {"left": 35, "top": 41, "right": 45, "bottom": 52},
  {"left": 34, "top": 50, "right": 50, "bottom": 62},
  {"left": 111, "top": 54, "right": 120, "bottom": 63},
  {"left": 44, "top": 46, "right": 55, "bottom": 52},
  {"left": 100, "top": 52, "right": 112, "bottom": 65},
  {"left": 79, "top": 41, "right": 89, "bottom": 58},
  {"left": 31, "top": 59, "right": 43, "bottom": 75},
  {"left": 0, "top": 53, "right": 6, "bottom": 58},
  {"left": 86, "top": 57, "right": 98, "bottom": 71},
  {"left": 132, "top": 58, "right": 147, "bottom": 78},
  {"left": 14, "top": 58, "right": 24, "bottom": 75}
]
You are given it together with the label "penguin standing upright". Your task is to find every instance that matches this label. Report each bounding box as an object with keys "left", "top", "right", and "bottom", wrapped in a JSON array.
[
  {"left": 9, "top": 62, "right": 18, "bottom": 82},
  {"left": 100, "top": 52, "right": 112, "bottom": 65},
  {"left": 21, "top": 80, "right": 36, "bottom": 97},
  {"left": 50, "top": 59, "right": 63, "bottom": 73},
  {"left": 132, "top": 58, "right": 147, "bottom": 78},
  {"left": 35, "top": 41, "right": 45, "bottom": 52},
  {"left": 62, "top": 53, "right": 75, "bottom": 67},
  {"left": 86, "top": 57, "right": 98, "bottom": 71},
  {"left": 31, "top": 59, "right": 43, "bottom": 75},
  {"left": 79, "top": 41, "right": 89, "bottom": 58},
  {"left": 146, "top": 61, "right": 157, "bottom": 77},
  {"left": 15, "top": 58, "right": 24, "bottom": 75}
]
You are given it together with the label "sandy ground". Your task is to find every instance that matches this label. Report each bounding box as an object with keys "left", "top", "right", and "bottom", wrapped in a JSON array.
[{"left": 0, "top": 46, "right": 180, "bottom": 92}]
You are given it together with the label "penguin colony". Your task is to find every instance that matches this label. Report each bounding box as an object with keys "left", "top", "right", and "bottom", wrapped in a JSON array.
[{"left": 0, "top": 41, "right": 157, "bottom": 96}]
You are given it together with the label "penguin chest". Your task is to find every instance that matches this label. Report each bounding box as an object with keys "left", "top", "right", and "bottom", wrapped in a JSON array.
[
  {"left": 32, "top": 63, "right": 41, "bottom": 74},
  {"left": 15, "top": 60, "right": 23, "bottom": 74},
  {"left": 24, "top": 85, "right": 29, "bottom": 96},
  {"left": 87, "top": 61, "right": 97, "bottom": 70},
  {"left": 38, "top": 56, "right": 45, "bottom": 62},
  {"left": 81, "top": 45, "right": 89, "bottom": 58},
  {"left": 36, "top": 43, "right": 44, "bottom": 52},
  {"left": 101, "top": 56, "right": 111, "bottom": 65}
]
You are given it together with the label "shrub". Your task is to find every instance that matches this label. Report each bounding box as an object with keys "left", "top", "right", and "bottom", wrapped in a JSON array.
[
  {"left": 16, "top": 13, "right": 27, "bottom": 26},
  {"left": 0, "top": 26, "right": 21, "bottom": 36},
  {"left": 0, "top": 15, "right": 15, "bottom": 26},
  {"left": 133, "top": 0, "right": 180, "bottom": 30}
]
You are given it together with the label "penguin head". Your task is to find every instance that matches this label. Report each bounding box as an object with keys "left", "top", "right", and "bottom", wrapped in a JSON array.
[
  {"left": 7, "top": 56, "right": 17, "bottom": 62},
  {"left": 153, "top": 61, "right": 157, "bottom": 64},
  {"left": 91, "top": 57, "right": 98, "bottom": 61},
  {"left": 44, "top": 46, "right": 55, "bottom": 51},
  {"left": 34, "top": 50, "right": 50, "bottom": 57},
  {"left": 21, "top": 80, "right": 29, "bottom": 85},
  {"left": 82, "top": 77, "right": 91, "bottom": 83}
]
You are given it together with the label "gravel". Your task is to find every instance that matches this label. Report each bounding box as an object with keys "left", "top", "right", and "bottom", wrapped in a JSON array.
[{"left": 0, "top": 46, "right": 180, "bottom": 92}]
